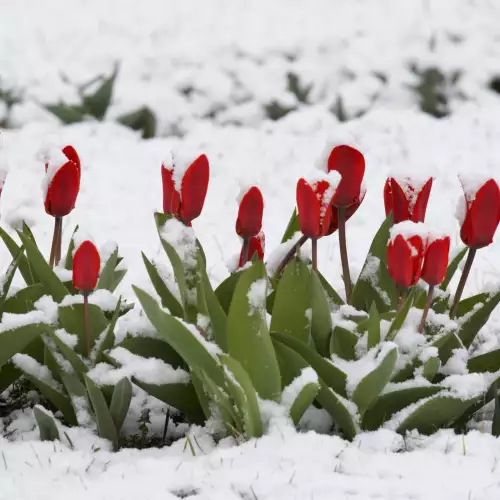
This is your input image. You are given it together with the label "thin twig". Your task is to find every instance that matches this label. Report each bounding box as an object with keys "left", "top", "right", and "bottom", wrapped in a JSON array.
[
  {"left": 338, "top": 207, "right": 352, "bottom": 303},
  {"left": 450, "top": 248, "right": 476, "bottom": 319},
  {"left": 418, "top": 285, "right": 434, "bottom": 333}
]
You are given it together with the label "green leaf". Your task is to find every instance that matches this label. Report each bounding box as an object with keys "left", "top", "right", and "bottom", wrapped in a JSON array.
[
  {"left": 310, "top": 271, "right": 332, "bottom": 356},
  {"left": 456, "top": 292, "right": 489, "bottom": 318},
  {"left": 386, "top": 288, "right": 417, "bottom": 341},
  {"left": 189, "top": 369, "right": 210, "bottom": 420},
  {"left": 272, "top": 331, "right": 347, "bottom": 397},
  {"left": 34, "top": 406, "right": 60, "bottom": 441},
  {"left": 17, "top": 232, "right": 69, "bottom": 302},
  {"left": 281, "top": 209, "right": 300, "bottom": 243},
  {"left": 227, "top": 262, "right": 281, "bottom": 401},
  {"left": 422, "top": 357, "right": 441, "bottom": 382},
  {"left": 270, "top": 258, "right": 311, "bottom": 344},
  {"left": 117, "top": 106, "right": 157, "bottom": 139},
  {"left": 84, "top": 375, "right": 119, "bottom": 449},
  {"left": 64, "top": 225, "right": 79, "bottom": 270},
  {"left": 0, "top": 249, "right": 23, "bottom": 320},
  {"left": 351, "top": 214, "right": 397, "bottom": 313},
  {"left": 109, "top": 377, "right": 132, "bottom": 433},
  {"left": 0, "top": 363, "right": 22, "bottom": 393},
  {"left": 468, "top": 349, "right": 500, "bottom": 373},
  {"left": 214, "top": 271, "right": 242, "bottom": 314},
  {"left": 58, "top": 304, "right": 109, "bottom": 356},
  {"left": 367, "top": 302, "right": 381, "bottom": 349},
  {"left": 220, "top": 355, "right": 263, "bottom": 438},
  {"left": 3, "top": 283, "right": 45, "bottom": 314},
  {"left": 45, "top": 328, "right": 88, "bottom": 378},
  {"left": 0, "top": 323, "right": 49, "bottom": 368},
  {"left": 44, "top": 103, "right": 86, "bottom": 124},
  {"left": 396, "top": 395, "right": 478, "bottom": 435},
  {"left": 133, "top": 286, "right": 224, "bottom": 386},
  {"left": 330, "top": 326, "right": 357, "bottom": 361},
  {"left": 440, "top": 247, "right": 468, "bottom": 291},
  {"left": 97, "top": 248, "right": 119, "bottom": 291},
  {"left": 142, "top": 253, "right": 183, "bottom": 318},
  {"left": 317, "top": 271, "right": 344, "bottom": 306},
  {"left": 351, "top": 346, "right": 397, "bottom": 415},
  {"left": 109, "top": 270, "right": 126, "bottom": 292},
  {"left": 288, "top": 379, "right": 320, "bottom": 426},
  {"left": 493, "top": 384, "right": 500, "bottom": 437},
  {"left": 82, "top": 65, "right": 118, "bottom": 120},
  {"left": 116, "top": 336, "right": 184, "bottom": 368},
  {"left": 95, "top": 298, "right": 122, "bottom": 364},
  {"left": 361, "top": 385, "right": 443, "bottom": 430},
  {"left": 0, "top": 227, "right": 34, "bottom": 285}
]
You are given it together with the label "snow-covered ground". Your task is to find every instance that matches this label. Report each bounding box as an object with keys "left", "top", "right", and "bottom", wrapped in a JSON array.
[{"left": 2, "top": 0, "right": 500, "bottom": 498}]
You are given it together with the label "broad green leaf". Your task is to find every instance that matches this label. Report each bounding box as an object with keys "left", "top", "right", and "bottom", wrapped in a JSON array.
[
  {"left": 64, "top": 225, "right": 79, "bottom": 270},
  {"left": 0, "top": 363, "right": 21, "bottom": 393},
  {"left": 45, "top": 103, "right": 85, "bottom": 124},
  {"left": 3, "top": 283, "right": 45, "bottom": 314},
  {"left": 17, "top": 232, "right": 69, "bottom": 301},
  {"left": 272, "top": 331, "right": 346, "bottom": 397},
  {"left": 109, "top": 270, "right": 126, "bottom": 292},
  {"left": 386, "top": 288, "right": 417, "bottom": 341},
  {"left": 117, "top": 106, "right": 157, "bottom": 139},
  {"left": 361, "top": 385, "right": 443, "bottom": 430},
  {"left": 142, "top": 253, "right": 183, "bottom": 317},
  {"left": 288, "top": 380, "right": 320, "bottom": 425},
  {"left": 95, "top": 298, "right": 122, "bottom": 364},
  {"left": 84, "top": 375, "right": 119, "bottom": 449},
  {"left": 58, "top": 304, "right": 109, "bottom": 355},
  {"left": 270, "top": 258, "right": 311, "bottom": 344},
  {"left": 310, "top": 270, "right": 333, "bottom": 356},
  {"left": 227, "top": 262, "right": 281, "bottom": 401},
  {"left": 281, "top": 209, "right": 300, "bottom": 243},
  {"left": 60, "top": 371, "right": 87, "bottom": 399},
  {"left": 34, "top": 406, "right": 60, "bottom": 441},
  {"left": 367, "top": 303, "right": 381, "bottom": 349},
  {"left": 82, "top": 65, "right": 118, "bottom": 120},
  {"left": 0, "top": 227, "right": 34, "bottom": 285},
  {"left": 190, "top": 369, "right": 210, "bottom": 420},
  {"left": 468, "top": 349, "right": 500, "bottom": 374},
  {"left": 493, "top": 384, "right": 500, "bottom": 437},
  {"left": 422, "top": 357, "right": 440, "bottom": 382},
  {"left": 220, "top": 355, "right": 263, "bottom": 438},
  {"left": 330, "top": 326, "right": 357, "bottom": 361},
  {"left": 396, "top": 395, "right": 477, "bottom": 435},
  {"left": 351, "top": 346, "right": 398, "bottom": 415},
  {"left": 109, "top": 377, "right": 132, "bottom": 433},
  {"left": 317, "top": 271, "right": 344, "bottom": 306},
  {"left": 440, "top": 247, "right": 468, "bottom": 291},
  {"left": 350, "top": 214, "right": 396, "bottom": 313},
  {"left": 0, "top": 323, "right": 49, "bottom": 368},
  {"left": 97, "top": 248, "right": 119, "bottom": 291},
  {"left": 133, "top": 286, "right": 224, "bottom": 385},
  {"left": 45, "top": 328, "right": 88, "bottom": 377},
  {"left": 214, "top": 271, "right": 242, "bottom": 314},
  {"left": 456, "top": 292, "right": 489, "bottom": 318},
  {"left": 0, "top": 249, "right": 23, "bottom": 320},
  {"left": 116, "top": 336, "right": 184, "bottom": 368}
]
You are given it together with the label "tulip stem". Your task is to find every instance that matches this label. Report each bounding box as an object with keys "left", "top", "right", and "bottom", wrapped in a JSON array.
[
  {"left": 242, "top": 237, "right": 249, "bottom": 265},
  {"left": 311, "top": 238, "right": 318, "bottom": 271},
  {"left": 272, "top": 234, "right": 308, "bottom": 280},
  {"left": 397, "top": 287, "right": 407, "bottom": 312},
  {"left": 418, "top": 285, "right": 435, "bottom": 333},
  {"left": 450, "top": 248, "right": 476, "bottom": 319},
  {"left": 83, "top": 292, "right": 92, "bottom": 357},
  {"left": 338, "top": 207, "right": 352, "bottom": 303},
  {"left": 48, "top": 217, "right": 62, "bottom": 268},
  {"left": 54, "top": 216, "right": 63, "bottom": 267}
]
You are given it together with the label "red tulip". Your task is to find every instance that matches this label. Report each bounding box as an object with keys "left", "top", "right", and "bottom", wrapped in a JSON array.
[
  {"left": 296, "top": 178, "right": 335, "bottom": 239},
  {"left": 239, "top": 232, "right": 265, "bottom": 267},
  {"left": 327, "top": 188, "right": 366, "bottom": 235},
  {"left": 44, "top": 146, "right": 81, "bottom": 217},
  {"left": 236, "top": 186, "right": 264, "bottom": 238},
  {"left": 387, "top": 233, "right": 426, "bottom": 288},
  {"left": 459, "top": 178, "right": 500, "bottom": 249},
  {"left": 327, "top": 145, "right": 365, "bottom": 208},
  {"left": 162, "top": 154, "right": 209, "bottom": 225},
  {"left": 73, "top": 240, "right": 100, "bottom": 292},
  {"left": 421, "top": 236, "right": 450, "bottom": 286},
  {"left": 384, "top": 177, "right": 433, "bottom": 224}
]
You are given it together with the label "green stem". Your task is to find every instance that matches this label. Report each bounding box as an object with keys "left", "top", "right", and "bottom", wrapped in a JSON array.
[
  {"left": 418, "top": 285, "right": 435, "bottom": 334},
  {"left": 311, "top": 238, "right": 318, "bottom": 272},
  {"left": 397, "top": 287, "right": 407, "bottom": 313},
  {"left": 272, "top": 234, "right": 308, "bottom": 280},
  {"left": 54, "top": 216, "right": 63, "bottom": 267},
  {"left": 48, "top": 217, "right": 59, "bottom": 268},
  {"left": 242, "top": 237, "right": 249, "bottom": 265},
  {"left": 338, "top": 207, "right": 352, "bottom": 303},
  {"left": 450, "top": 248, "right": 476, "bottom": 319},
  {"left": 83, "top": 293, "right": 91, "bottom": 357}
]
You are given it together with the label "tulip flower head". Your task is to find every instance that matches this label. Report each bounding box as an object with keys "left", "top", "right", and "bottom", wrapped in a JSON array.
[
  {"left": 296, "top": 172, "right": 341, "bottom": 239},
  {"left": 457, "top": 176, "right": 500, "bottom": 249},
  {"left": 326, "top": 145, "right": 365, "bottom": 208},
  {"left": 421, "top": 235, "right": 450, "bottom": 286},
  {"left": 43, "top": 145, "right": 81, "bottom": 217},
  {"left": 239, "top": 231, "right": 265, "bottom": 268},
  {"left": 236, "top": 186, "right": 264, "bottom": 238},
  {"left": 73, "top": 240, "right": 101, "bottom": 293},
  {"left": 162, "top": 152, "right": 209, "bottom": 225},
  {"left": 387, "top": 222, "right": 428, "bottom": 288},
  {"left": 384, "top": 176, "right": 433, "bottom": 224}
]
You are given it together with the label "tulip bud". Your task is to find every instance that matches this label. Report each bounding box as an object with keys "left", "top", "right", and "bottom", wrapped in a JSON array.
[
  {"left": 239, "top": 232, "right": 265, "bottom": 268},
  {"left": 384, "top": 177, "right": 433, "bottom": 224},
  {"left": 458, "top": 177, "right": 500, "bottom": 249},
  {"left": 236, "top": 186, "right": 264, "bottom": 238},
  {"left": 421, "top": 236, "right": 450, "bottom": 286},
  {"left": 73, "top": 240, "right": 100, "bottom": 293}
]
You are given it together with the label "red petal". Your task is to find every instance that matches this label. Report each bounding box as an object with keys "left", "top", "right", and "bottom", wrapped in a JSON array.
[
  {"left": 62, "top": 145, "right": 81, "bottom": 177},
  {"left": 296, "top": 178, "right": 320, "bottom": 239},
  {"left": 179, "top": 154, "right": 209, "bottom": 224},
  {"left": 44, "top": 161, "right": 80, "bottom": 217},
  {"left": 236, "top": 186, "right": 264, "bottom": 238},
  {"left": 387, "top": 235, "right": 413, "bottom": 288},
  {"left": 421, "top": 237, "right": 450, "bottom": 286},
  {"left": 162, "top": 165, "right": 181, "bottom": 216},
  {"left": 383, "top": 178, "right": 393, "bottom": 217},
  {"left": 408, "top": 235, "right": 426, "bottom": 285},
  {"left": 389, "top": 178, "right": 410, "bottom": 224},
  {"left": 411, "top": 178, "right": 433, "bottom": 222},
  {"left": 328, "top": 145, "right": 365, "bottom": 208},
  {"left": 460, "top": 179, "right": 500, "bottom": 248},
  {"left": 238, "top": 232, "right": 265, "bottom": 267},
  {"left": 72, "top": 240, "right": 101, "bottom": 292}
]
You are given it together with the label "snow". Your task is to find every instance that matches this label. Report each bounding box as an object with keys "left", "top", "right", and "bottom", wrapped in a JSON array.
[
  {"left": 40, "top": 146, "right": 68, "bottom": 199},
  {"left": 280, "top": 367, "right": 318, "bottom": 409},
  {"left": 169, "top": 146, "right": 202, "bottom": 193},
  {"left": 0, "top": 310, "right": 50, "bottom": 332},
  {"left": 247, "top": 278, "right": 267, "bottom": 315},
  {"left": 11, "top": 354, "right": 60, "bottom": 390},
  {"left": 160, "top": 218, "right": 198, "bottom": 269},
  {"left": 53, "top": 328, "right": 79, "bottom": 349},
  {"left": 265, "top": 231, "right": 303, "bottom": 275},
  {"left": 390, "top": 220, "right": 448, "bottom": 245},
  {"left": 60, "top": 289, "right": 118, "bottom": 312}
]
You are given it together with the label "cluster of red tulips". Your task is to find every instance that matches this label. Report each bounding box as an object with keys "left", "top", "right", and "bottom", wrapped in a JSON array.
[{"left": 37, "top": 142, "right": 500, "bottom": 339}]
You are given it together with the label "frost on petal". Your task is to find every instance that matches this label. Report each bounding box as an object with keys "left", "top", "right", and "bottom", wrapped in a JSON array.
[{"left": 41, "top": 146, "right": 69, "bottom": 199}]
